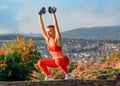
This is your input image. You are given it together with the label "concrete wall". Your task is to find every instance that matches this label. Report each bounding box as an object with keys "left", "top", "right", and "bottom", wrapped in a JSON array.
[{"left": 0, "top": 79, "right": 120, "bottom": 86}]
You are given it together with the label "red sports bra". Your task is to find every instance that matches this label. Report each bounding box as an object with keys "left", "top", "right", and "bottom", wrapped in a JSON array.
[{"left": 47, "top": 38, "right": 62, "bottom": 52}]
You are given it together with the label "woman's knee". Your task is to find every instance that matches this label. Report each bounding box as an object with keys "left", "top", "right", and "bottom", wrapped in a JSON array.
[{"left": 38, "top": 60, "right": 44, "bottom": 67}]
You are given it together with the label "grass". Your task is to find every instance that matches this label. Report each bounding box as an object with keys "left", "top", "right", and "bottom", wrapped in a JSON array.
[{"left": 88, "top": 69, "right": 120, "bottom": 76}]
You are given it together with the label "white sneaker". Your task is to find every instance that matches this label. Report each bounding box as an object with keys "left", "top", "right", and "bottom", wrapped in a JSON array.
[
  {"left": 44, "top": 75, "right": 54, "bottom": 81},
  {"left": 65, "top": 73, "right": 73, "bottom": 79}
]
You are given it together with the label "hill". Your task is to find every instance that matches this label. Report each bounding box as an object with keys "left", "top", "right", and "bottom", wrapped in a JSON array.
[{"left": 61, "top": 25, "right": 120, "bottom": 40}]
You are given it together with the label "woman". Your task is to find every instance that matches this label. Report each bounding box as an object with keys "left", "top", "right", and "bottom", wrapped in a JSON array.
[{"left": 37, "top": 7, "right": 72, "bottom": 80}]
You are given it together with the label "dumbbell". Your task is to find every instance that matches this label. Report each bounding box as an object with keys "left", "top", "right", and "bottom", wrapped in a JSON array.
[
  {"left": 38, "top": 7, "right": 46, "bottom": 15},
  {"left": 48, "top": 6, "right": 57, "bottom": 14}
]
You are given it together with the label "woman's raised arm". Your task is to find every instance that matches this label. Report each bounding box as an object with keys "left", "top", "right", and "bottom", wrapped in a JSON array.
[
  {"left": 38, "top": 7, "right": 48, "bottom": 42},
  {"left": 52, "top": 13, "right": 61, "bottom": 42}
]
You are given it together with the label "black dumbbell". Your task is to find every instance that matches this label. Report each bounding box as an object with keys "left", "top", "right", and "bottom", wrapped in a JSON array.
[
  {"left": 38, "top": 7, "right": 46, "bottom": 15},
  {"left": 48, "top": 6, "right": 57, "bottom": 14}
]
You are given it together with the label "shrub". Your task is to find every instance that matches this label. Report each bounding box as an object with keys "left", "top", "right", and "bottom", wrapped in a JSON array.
[{"left": 0, "top": 36, "right": 40, "bottom": 81}]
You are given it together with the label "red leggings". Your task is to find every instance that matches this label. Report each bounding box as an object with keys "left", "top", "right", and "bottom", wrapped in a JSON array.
[{"left": 37, "top": 56, "right": 70, "bottom": 76}]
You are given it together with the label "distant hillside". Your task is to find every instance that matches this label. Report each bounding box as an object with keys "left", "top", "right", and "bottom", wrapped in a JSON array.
[
  {"left": 61, "top": 25, "right": 120, "bottom": 40},
  {"left": 0, "top": 25, "right": 120, "bottom": 40},
  {"left": 0, "top": 33, "right": 42, "bottom": 40}
]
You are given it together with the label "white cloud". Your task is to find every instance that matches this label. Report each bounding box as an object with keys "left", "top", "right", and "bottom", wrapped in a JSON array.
[
  {"left": 0, "top": 27, "right": 10, "bottom": 34},
  {"left": 59, "top": 1, "right": 120, "bottom": 31},
  {"left": 15, "top": 1, "right": 40, "bottom": 34},
  {"left": 0, "top": 0, "right": 120, "bottom": 34}
]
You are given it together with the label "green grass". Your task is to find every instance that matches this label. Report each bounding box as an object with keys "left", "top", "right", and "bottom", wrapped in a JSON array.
[{"left": 88, "top": 69, "right": 120, "bottom": 76}]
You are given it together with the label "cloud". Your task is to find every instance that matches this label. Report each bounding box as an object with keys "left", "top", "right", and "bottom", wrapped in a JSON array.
[
  {"left": 15, "top": 1, "right": 40, "bottom": 34},
  {"left": 0, "top": 0, "right": 40, "bottom": 34},
  {"left": 0, "top": 28, "right": 8, "bottom": 34},
  {"left": 0, "top": 0, "right": 20, "bottom": 34},
  {"left": 0, "top": 0, "right": 120, "bottom": 34},
  {"left": 59, "top": 0, "right": 120, "bottom": 31}
]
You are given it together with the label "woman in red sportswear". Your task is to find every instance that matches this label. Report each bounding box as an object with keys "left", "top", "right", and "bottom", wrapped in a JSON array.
[{"left": 37, "top": 7, "right": 72, "bottom": 80}]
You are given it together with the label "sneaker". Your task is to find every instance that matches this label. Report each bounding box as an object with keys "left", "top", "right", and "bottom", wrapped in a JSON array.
[
  {"left": 45, "top": 75, "right": 54, "bottom": 81},
  {"left": 65, "top": 73, "right": 73, "bottom": 79}
]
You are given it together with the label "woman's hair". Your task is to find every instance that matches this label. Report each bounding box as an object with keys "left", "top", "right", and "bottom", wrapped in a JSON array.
[{"left": 47, "top": 25, "right": 54, "bottom": 28}]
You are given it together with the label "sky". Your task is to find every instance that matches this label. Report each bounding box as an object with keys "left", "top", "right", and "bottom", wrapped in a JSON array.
[{"left": 0, "top": 0, "right": 120, "bottom": 34}]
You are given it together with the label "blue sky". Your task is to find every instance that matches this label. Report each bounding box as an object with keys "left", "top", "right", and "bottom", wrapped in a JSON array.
[{"left": 0, "top": 0, "right": 120, "bottom": 34}]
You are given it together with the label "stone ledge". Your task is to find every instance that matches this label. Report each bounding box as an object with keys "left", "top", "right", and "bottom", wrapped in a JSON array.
[{"left": 0, "top": 79, "right": 120, "bottom": 86}]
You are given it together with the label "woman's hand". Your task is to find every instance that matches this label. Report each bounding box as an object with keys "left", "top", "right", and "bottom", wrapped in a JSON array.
[
  {"left": 48, "top": 6, "right": 57, "bottom": 14},
  {"left": 38, "top": 7, "right": 46, "bottom": 15}
]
